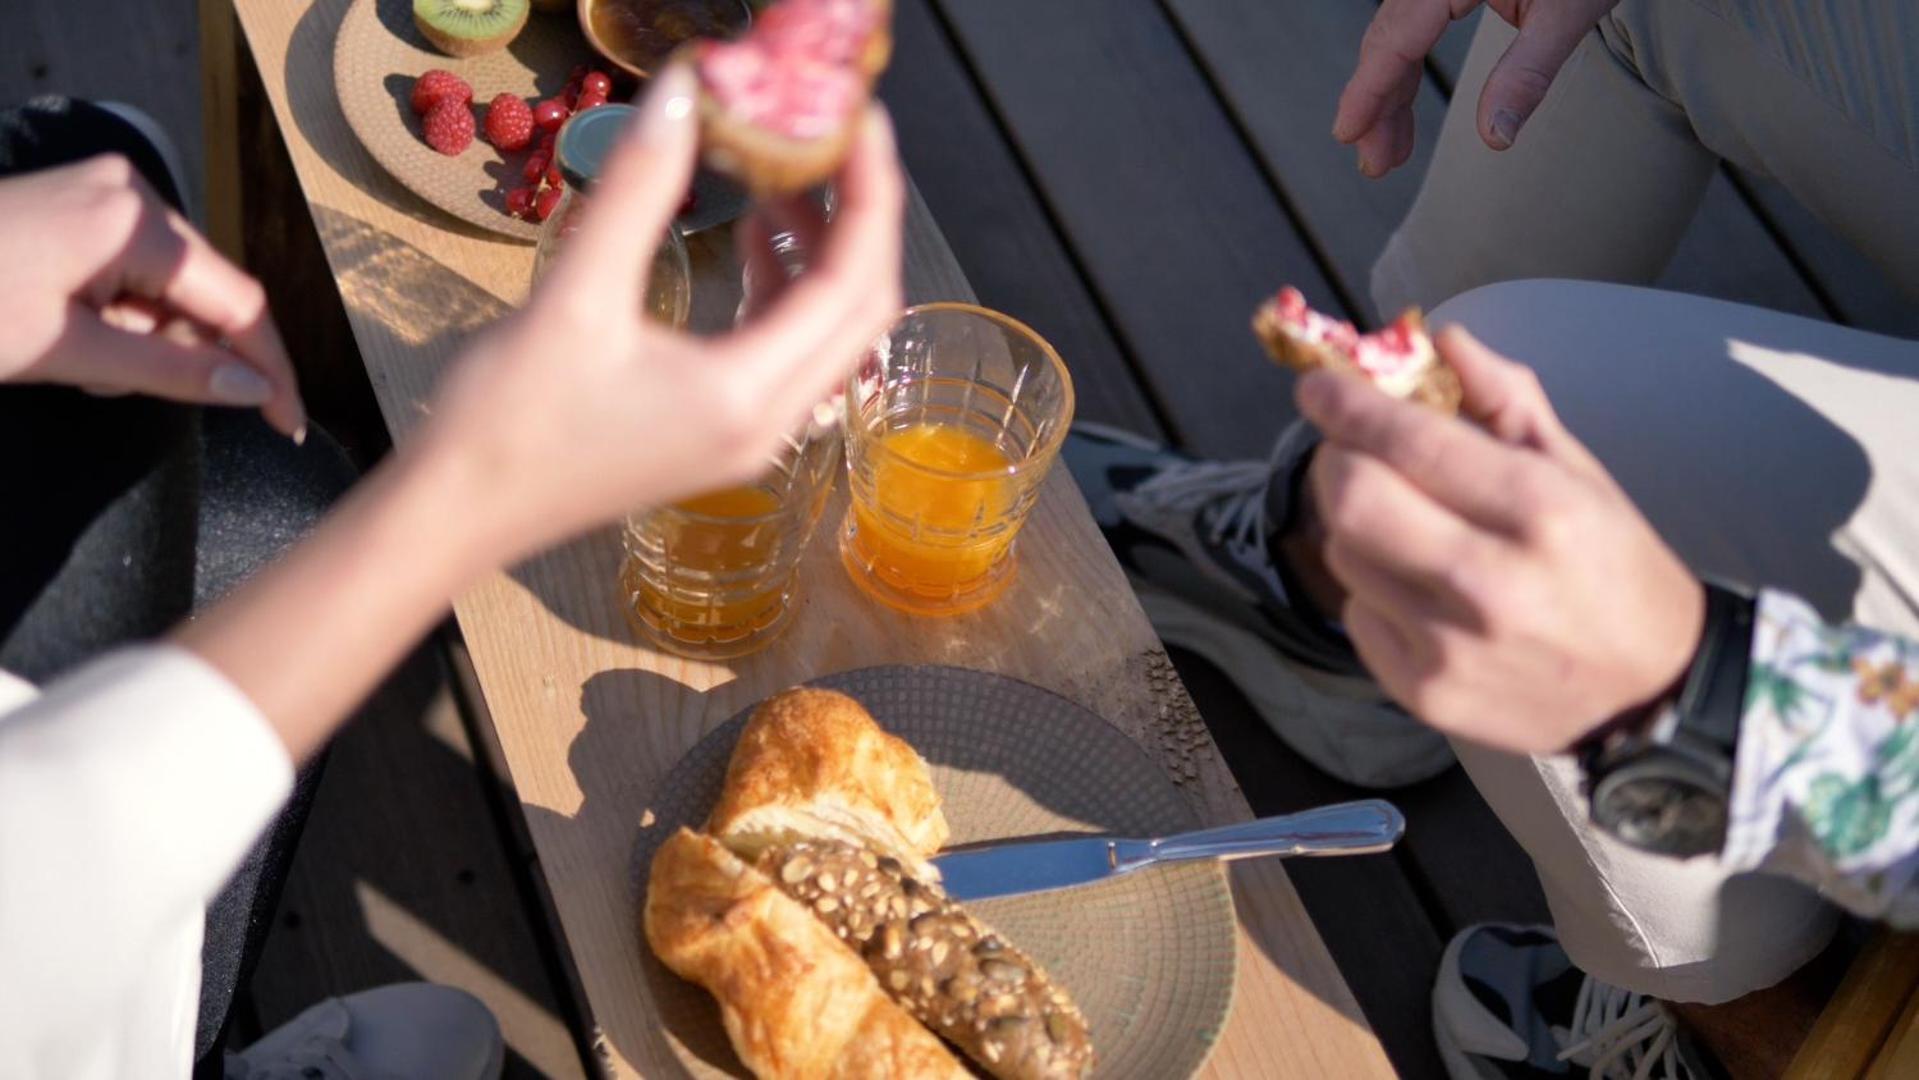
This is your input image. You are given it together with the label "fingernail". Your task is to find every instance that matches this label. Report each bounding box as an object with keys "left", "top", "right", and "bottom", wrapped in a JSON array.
[
  {"left": 293, "top": 423, "right": 308, "bottom": 447},
  {"left": 1488, "top": 109, "right": 1521, "bottom": 150},
  {"left": 209, "top": 362, "right": 273, "bottom": 406},
  {"left": 638, "top": 64, "right": 696, "bottom": 142}
]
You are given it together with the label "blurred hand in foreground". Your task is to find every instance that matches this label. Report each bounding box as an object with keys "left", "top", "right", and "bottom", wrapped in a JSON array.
[
  {"left": 419, "top": 62, "right": 905, "bottom": 566},
  {"left": 0, "top": 153, "right": 304, "bottom": 436}
]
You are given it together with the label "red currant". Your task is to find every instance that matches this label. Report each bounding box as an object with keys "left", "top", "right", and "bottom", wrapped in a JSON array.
[
  {"left": 533, "top": 98, "right": 570, "bottom": 132},
  {"left": 504, "top": 186, "right": 535, "bottom": 219},
  {"left": 523, "top": 151, "right": 550, "bottom": 184},
  {"left": 534, "top": 186, "right": 563, "bottom": 221},
  {"left": 581, "top": 72, "right": 613, "bottom": 99}
]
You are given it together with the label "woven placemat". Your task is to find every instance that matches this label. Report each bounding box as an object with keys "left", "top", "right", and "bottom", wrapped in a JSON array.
[
  {"left": 632, "top": 665, "right": 1238, "bottom": 1079},
  {"left": 335, "top": 0, "right": 751, "bottom": 243},
  {"left": 335, "top": 0, "right": 589, "bottom": 241}
]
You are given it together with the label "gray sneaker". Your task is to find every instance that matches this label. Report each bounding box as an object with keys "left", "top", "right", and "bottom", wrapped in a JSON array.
[
  {"left": 1434, "top": 924, "right": 1717, "bottom": 1080},
  {"left": 1064, "top": 421, "right": 1454, "bottom": 788},
  {"left": 230, "top": 983, "right": 503, "bottom": 1080}
]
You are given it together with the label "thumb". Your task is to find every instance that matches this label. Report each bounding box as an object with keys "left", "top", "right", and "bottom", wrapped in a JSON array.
[
  {"left": 1476, "top": 10, "right": 1591, "bottom": 150},
  {"left": 548, "top": 62, "right": 699, "bottom": 298},
  {"left": 1436, "top": 325, "right": 1608, "bottom": 480}
]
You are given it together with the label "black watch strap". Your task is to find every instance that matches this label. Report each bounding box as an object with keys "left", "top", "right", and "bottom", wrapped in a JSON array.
[{"left": 1582, "top": 581, "right": 1756, "bottom": 855}]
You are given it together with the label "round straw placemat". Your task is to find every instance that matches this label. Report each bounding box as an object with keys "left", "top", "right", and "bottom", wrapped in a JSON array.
[
  {"left": 335, "top": 0, "right": 585, "bottom": 241},
  {"left": 334, "top": 0, "right": 750, "bottom": 241},
  {"left": 632, "top": 665, "right": 1237, "bottom": 1079}
]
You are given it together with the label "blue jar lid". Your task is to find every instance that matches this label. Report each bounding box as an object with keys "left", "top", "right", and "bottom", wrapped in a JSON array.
[{"left": 557, "top": 104, "right": 638, "bottom": 195}]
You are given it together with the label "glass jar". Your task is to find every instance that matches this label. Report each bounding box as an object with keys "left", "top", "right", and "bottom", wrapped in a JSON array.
[{"left": 532, "top": 103, "right": 692, "bottom": 328}]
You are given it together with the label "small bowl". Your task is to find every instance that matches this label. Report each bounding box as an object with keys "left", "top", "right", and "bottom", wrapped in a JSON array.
[{"left": 578, "top": 0, "right": 754, "bottom": 79}]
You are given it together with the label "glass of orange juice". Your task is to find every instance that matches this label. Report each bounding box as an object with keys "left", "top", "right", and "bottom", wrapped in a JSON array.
[
  {"left": 622, "top": 430, "right": 839, "bottom": 658},
  {"left": 840, "top": 303, "right": 1074, "bottom": 616}
]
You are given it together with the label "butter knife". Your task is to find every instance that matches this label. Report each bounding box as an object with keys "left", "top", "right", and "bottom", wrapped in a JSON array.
[{"left": 931, "top": 799, "right": 1405, "bottom": 902}]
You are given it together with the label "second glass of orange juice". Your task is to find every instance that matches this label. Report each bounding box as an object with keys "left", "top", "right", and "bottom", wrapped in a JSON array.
[{"left": 841, "top": 303, "right": 1074, "bottom": 615}]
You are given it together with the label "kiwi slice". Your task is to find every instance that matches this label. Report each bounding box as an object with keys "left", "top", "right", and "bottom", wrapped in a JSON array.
[{"left": 414, "top": 0, "right": 531, "bottom": 58}]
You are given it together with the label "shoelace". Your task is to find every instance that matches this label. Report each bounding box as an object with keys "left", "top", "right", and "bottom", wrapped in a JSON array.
[
  {"left": 1556, "top": 975, "right": 1693, "bottom": 1080},
  {"left": 1129, "top": 458, "right": 1274, "bottom": 560}
]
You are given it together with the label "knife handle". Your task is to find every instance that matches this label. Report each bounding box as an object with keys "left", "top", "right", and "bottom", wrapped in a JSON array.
[{"left": 1133, "top": 800, "right": 1405, "bottom": 869}]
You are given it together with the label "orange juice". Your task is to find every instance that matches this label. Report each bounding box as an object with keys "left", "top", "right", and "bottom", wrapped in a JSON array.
[
  {"left": 623, "top": 483, "right": 788, "bottom": 648},
  {"left": 847, "top": 423, "right": 1018, "bottom": 600}
]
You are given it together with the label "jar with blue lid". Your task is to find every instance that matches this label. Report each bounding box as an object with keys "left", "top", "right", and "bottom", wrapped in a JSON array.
[{"left": 531, "top": 103, "right": 692, "bottom": 329}]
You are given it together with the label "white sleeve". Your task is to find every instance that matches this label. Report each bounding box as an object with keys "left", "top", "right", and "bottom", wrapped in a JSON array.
[{"left": 0, "top": 646, "right": 294, "bottom": 1014}]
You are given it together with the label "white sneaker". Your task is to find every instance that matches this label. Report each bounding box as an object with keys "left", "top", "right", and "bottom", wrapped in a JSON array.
[
  {"left": 229, "top": 983, "right": 504, "bottom": 1080},
  {"left": 1433, "top": 924, "right": 1716, "bottom": 1080},
  {"left": 1063, "top": 421, "right": 1455, "bottom": 788}
]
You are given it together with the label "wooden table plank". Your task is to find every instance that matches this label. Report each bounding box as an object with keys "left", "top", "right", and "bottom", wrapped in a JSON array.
[
  {"left": 1161, "top": 0, "right": 1446, "bottom": 326},
  {"left": 930, "top": 0, "right": 1337, "bottom": 457},
  {"left": 227, "top": 2, "right": 1394, "bottom": 1075},
  {"left": 880, "top": 0, "right": 1167, "bottom": 441}
]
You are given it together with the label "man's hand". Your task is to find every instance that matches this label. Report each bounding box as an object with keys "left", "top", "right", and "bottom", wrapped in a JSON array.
[
  {"left": 1296, "top": 327, "right": 1703, "bottom": 754},
  {"left": 0, "top": 155, "right": 304, "bottom": 436},
  {"left": 416, "top": 62, "right": 905, "bottom": 566},
  {"left": 1333, "top": 0, "right": 1620, "bottom": 177}
]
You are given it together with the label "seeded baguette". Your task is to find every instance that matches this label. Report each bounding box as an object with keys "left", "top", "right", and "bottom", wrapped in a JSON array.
[
  {"left": 757, "top": 839, "right": 1095, "bottom": 1080},
  {"left": 644, "top": 829, "right": 972, "bottom": 1079}
]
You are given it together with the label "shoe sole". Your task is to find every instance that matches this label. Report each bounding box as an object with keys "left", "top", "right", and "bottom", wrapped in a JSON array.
[{"left": 1132, "top": 580, "right": 1456, "bottom": 789}]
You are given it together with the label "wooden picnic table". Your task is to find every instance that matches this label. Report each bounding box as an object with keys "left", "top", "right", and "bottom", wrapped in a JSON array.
[{"left": 211, "top": 0, "right": 1397, "bottom": 1074}]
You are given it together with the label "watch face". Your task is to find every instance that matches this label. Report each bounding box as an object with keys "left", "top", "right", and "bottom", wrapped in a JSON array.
[{"left": 1592, "top": 764, "right": 1727, "bottom": 857}]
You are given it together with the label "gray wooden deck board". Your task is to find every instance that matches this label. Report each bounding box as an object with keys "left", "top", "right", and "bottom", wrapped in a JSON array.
[{"left": 929, "top": 0, "right": 1338, "bottom": 455}]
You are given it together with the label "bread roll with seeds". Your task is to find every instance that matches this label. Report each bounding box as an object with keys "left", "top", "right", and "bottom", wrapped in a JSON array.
[
  {"left": 757, "top": 839, "right": 1095, "bottom": 1080},
  {"left": 707, "top": 688, "right": 949, "bottom": 880},
  {"left": 644, "top": 829, "right": 971, "bottom": 1080}
]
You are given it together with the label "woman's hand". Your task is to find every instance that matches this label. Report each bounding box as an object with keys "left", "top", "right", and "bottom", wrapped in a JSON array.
[
  {"left": 1333, "top": 0, "right": 1622, "bottom": 177},
  {"left": 416, "top": 63, "right": 906, "bottom": 567},
  {"left": 1297, "top": 327, "right": 1703, "bottom": 753},
  {"left": 0, "top": 155, "right": 304, "bottom": 436}
]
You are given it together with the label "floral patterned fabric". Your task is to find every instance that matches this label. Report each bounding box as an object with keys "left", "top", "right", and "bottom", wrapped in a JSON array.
[{"left": 1727, "top": 590, "right": 1919, "bottom": 925}]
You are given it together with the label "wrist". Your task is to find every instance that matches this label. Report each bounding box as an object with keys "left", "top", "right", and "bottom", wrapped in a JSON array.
[{"left": 385, "top": 431, "right": 519, "bottom": 584}]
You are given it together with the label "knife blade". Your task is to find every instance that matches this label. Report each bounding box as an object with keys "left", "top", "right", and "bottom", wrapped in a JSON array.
[{"left": 930, "top": 799, "right": 1405, "bottom": 901}]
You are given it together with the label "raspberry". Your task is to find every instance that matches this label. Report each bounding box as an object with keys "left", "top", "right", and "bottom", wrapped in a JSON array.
[
  {"left": 484, "top": 94, "right": 535, "bottom": 152},
  {"left": 523, "top": 151, "right": 550, "bottom": 184},
  {"left": 421, "top": 100, "right": 475, "bottom": 155},
  {"left": 581, "top": 71, "right": 613, "bottom": 99},
  {"left": 505, "top": 186, "right": 535, "bottom": 219},
  {"left": 534, "top": 186, "right": 564, "bottom": 222},
  {"left": 411, "top": 70, "right": 472, "bottom": 116},
  {"left": 533, "top": 98, "right": 570, "bottom": 132}
]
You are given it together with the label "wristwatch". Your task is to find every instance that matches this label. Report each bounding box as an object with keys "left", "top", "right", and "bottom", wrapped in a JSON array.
[{"left": 1580, "top": 581, "right": 1756, "bottom": 857}]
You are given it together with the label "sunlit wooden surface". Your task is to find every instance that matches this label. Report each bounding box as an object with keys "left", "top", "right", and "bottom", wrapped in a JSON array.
[{"left": 221, "top": 1, "right": 1394, "bottom": 1074}]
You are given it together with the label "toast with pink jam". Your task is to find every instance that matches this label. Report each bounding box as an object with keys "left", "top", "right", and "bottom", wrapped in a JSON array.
[
  {"left": 688, "top": 0, "right": 892, "bottom": 194},
  {"left": 1252, "top": 286, "right": 1461, "bottom": 414}
]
